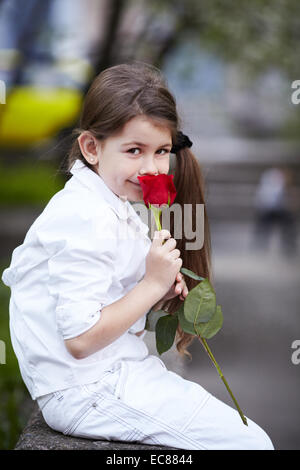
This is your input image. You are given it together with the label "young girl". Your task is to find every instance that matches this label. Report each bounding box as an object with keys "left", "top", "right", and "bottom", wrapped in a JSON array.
[{"left": 2, "top": 62, "right": 274, "bottom": 450}]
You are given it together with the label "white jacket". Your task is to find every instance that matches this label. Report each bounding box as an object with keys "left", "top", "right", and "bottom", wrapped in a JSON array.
[{"left": 1, "top": 159, "right": 152, "bottom": 399}]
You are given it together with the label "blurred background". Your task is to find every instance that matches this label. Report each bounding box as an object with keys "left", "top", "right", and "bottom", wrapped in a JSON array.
[{"left": 0, "top": 0, "right": 299, "bottom": 450}]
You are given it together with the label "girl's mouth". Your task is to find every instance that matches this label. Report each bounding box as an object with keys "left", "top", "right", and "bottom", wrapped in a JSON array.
[{"left": 129, "top": 181, "right": 141, "bottom": 188}]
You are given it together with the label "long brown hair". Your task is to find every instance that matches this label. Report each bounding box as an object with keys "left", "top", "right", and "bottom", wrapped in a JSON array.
[{"left": 63, "top": 61, "right": 214, "bottom": 361}]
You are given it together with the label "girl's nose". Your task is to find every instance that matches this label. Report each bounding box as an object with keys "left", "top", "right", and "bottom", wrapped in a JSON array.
[
  {"left": 140, "top": 169, "right": 159, "bottom": 176},
  {"left": 140, "top": 162, "right": 159, "bottom": 176}
]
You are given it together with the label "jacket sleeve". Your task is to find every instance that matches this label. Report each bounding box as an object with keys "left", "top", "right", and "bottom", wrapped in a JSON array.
[{"left": 36, "top": 204, "right": 118, "bottom": 340}]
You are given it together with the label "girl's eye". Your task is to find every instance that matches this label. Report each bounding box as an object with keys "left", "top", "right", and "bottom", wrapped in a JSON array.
[
  {"left": 157, "top": 149, "right": 170, "bottom": 155},
  {"left": 127, "top": 148, "right": 169, "bottom": 155},
  {"left": 127, "top": 148, "right": 140, "bottom": 155}
]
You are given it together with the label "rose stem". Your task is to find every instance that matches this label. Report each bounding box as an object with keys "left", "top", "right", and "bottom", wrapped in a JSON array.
[{"left": 197, "top": 333, "right": 248, "bottom": 426}]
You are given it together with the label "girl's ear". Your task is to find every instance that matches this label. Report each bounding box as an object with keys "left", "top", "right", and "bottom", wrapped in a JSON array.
[{"left": 78, "top": 132, "right": 99, "bottom": 164}]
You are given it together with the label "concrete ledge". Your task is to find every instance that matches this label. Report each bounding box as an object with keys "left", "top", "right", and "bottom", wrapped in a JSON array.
[{"left": 15, "top": 404, "right": 178, "bottom": 450}]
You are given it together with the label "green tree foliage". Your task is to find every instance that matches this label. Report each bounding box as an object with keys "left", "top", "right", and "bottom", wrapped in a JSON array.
[{"left": 147, "top": 0, "right": 300, "bottom": 79}]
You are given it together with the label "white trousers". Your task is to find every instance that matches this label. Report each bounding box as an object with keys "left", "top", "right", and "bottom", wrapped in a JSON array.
[{"left": 37, "top": 355, "right": 274, "bottom": 450}]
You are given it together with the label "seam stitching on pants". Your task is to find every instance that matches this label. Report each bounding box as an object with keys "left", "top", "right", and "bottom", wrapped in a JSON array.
[
  {"left": 94, "top": 405, "right": 140, "bottom": 435},
  {"left": 149, "top": 435, "right": 164, "bottom": 446},
  {"left": 139, "top": 432, "right": 166, "bottom": 447},
  {"left": 115, "top": 360, "right": 129, "bottom": 400},
  {"left": 68, "top": 404, "right": 140, "bottom": 442},
  {"left": 125, "top": 429, "right": 140, "bottom": 441},
  {"left": 179, "top": 393, "right": 212, "bottom": 434},
  {"left": 37, "top": 394, "right": 54, "bottom": 410},
  {"left": 63, "top": 395, "right": 105, "bottom": 435},
  {"left": 99, "top": 393, "right": 208, "bottom": 450},
  {"left": 68, "top": 404, "right": 97, "bottom": 436}
]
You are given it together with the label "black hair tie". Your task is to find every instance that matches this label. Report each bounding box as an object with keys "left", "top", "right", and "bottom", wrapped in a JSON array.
[{"left": 171, "top": 131, "right": 193, "bottom": 154}]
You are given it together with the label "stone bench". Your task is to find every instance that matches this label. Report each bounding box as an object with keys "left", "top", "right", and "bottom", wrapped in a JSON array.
[{"left": 15, "top": 403, "right": 178, "bottom": 450}]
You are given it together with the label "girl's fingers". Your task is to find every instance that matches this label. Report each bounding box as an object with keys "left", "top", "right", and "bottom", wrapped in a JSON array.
[
  {"left": 153, "top": 230, "right": 171, "bottom": 247},
  {"left": 175, "top": 280, "right": 188, "bottom": 295},
  {"left": 174, "top": 274, "right": 188, "bottom": 300}
]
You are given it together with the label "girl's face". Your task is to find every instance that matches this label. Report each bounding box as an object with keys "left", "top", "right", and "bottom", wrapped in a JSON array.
[{"left": 79, "top": 115, "right": 172, "bottom": 202}]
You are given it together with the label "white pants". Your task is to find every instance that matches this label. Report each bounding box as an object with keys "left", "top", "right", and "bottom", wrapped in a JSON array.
[{"left": 37, "top": 355, "right": 274, "bottom": 450}]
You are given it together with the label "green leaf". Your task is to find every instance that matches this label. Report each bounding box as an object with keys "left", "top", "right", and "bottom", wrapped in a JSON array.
[
  {"left": 194, "top": 305, "right": 223, "bottom": 339},
  {"left": 145, "top": 309, "right": 169, "bottom": 332},
  {"left": 184, "top": 278, "right": 216, "bottom": 324},
  {"left": 155, "top": 314, "right": 178, "bottom": 355},
  {"left": 180, "top": 267, "right": 205, "bottom": 281},
  {"left": 177, "top": 303, "right": 198, "bottom": 335}
]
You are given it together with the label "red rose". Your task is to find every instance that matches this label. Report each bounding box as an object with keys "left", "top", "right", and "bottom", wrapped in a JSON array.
[{"left": 137, "top": 174, "right": 177, "bottom": 208}]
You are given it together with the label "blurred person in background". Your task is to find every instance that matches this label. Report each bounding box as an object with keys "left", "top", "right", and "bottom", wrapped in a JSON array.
[{"left": 252, "top": 166, "right": 298, "bottom": 258}]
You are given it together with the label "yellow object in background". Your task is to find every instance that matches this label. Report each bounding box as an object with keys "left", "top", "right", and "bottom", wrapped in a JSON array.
[{"left": 0, "top": 86, "right": 83, "bottom": 147}]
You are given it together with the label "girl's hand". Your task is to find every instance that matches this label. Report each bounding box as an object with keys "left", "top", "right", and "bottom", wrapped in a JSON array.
[
  {"left": 144, "top": 230, "right": 183, "bottom": 297},
  {"left": 160, "top": 272, "right": 188, "bottom": 302}
]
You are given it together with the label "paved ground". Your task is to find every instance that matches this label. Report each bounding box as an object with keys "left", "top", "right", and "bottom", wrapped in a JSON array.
[{"left": 145, "top": 220, "right": 300, "bottom": 450}]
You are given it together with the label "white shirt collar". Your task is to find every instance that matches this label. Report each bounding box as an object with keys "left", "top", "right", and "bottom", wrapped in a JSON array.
[{"left": 69, "top": 159, "right": 149, "bottom": 235}]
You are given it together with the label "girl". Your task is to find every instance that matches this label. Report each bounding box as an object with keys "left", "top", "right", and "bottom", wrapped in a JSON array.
[{"left": 2, "top": 62, "right": 274, "bottom": 450}]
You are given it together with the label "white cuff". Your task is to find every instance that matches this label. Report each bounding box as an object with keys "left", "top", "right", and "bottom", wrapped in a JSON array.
[{"left": 56, "top": 300, "right": 106, "bottom": 340}]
